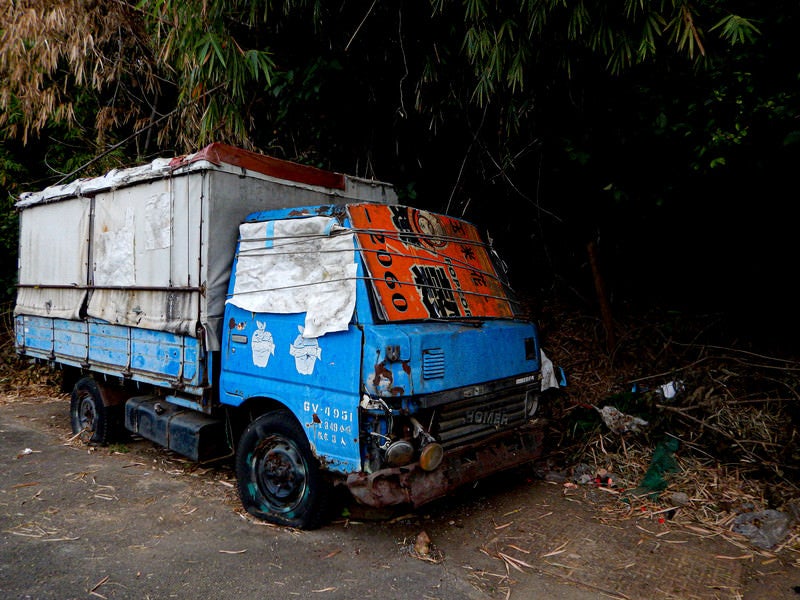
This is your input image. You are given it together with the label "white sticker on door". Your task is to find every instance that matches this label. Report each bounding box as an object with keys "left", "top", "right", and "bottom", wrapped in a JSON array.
[
  {"left": 251, "top": 321, "right": 275, "bottom": 367},
  {"left": 289, "top": 325, "right": 322, "bottom": 375}
]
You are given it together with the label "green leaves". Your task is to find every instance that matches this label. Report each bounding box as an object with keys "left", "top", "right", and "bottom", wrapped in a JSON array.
[
  {"left": 711, "top": 14, "right": 761, "bottom": 45},
  {"left": 436, "top": 0, "right": 765, "bottom": 102},
  {"left": 140, "top": 0, "right": 278, "bottom": 148}
]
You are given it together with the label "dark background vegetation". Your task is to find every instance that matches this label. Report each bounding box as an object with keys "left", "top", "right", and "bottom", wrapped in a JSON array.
[{"left": 1, "top": 1, "right": 798, "bottom": 353}]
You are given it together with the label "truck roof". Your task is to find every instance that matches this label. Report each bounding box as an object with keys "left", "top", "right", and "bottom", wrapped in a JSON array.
[{"left": 16, "top": 143, "right": 386, "bottom": 208}]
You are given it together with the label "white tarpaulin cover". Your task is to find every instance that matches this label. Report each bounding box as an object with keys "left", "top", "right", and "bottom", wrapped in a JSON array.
[
  {"left": 15, "top": 196, "right": 91, "bottom": 320},
  {"left": 227, "top": 217, "right": 357, "bottom": 338},
  {"left": 94, "top": 205, "right": 136, "bottom": 287},
  {"left": 84, "top": 178, "right": 200, "bottom": 337}
]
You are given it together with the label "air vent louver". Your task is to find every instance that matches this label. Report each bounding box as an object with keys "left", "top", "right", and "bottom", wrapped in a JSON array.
[{"left": 422, "top": 348, "right": 445, "bottom": 379}]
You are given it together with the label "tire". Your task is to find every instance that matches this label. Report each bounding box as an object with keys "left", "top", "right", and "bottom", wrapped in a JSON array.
[
  {"left": 236, "top": 410, "right": 330, "bottom": 529},
  {"left": 70, "top": 377, "right": 116, "bottom": 445}
]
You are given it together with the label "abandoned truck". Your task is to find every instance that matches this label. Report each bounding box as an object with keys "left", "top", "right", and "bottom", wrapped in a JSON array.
[{"left": 14, "top": 143, "right": 556, "bottom": 529}]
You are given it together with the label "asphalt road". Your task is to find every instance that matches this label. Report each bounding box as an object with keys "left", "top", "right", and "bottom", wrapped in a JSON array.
[{"left": 1, "top": 397, "right": 797, "bottom": 600}]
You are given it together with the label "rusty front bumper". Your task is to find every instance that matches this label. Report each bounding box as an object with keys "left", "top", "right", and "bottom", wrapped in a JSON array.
[{"left": 345, "top": 421, "right": 546, "bottom": 508}]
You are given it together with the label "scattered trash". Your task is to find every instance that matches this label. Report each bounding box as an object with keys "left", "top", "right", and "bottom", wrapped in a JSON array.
[
  {"left": 540, "top": 350, "right": 567, "bottom": 391},
  {"left": 732, "top": 509, "right": 793, "bottom": 550},
  {"left": 401, "top": 530, "right": 444, "bottom": 563},
  {"left": 593, "top": 468, "right": 614, "bottom": 487},
  {"left": 567, "top": 463, "right": 616, "bottom": 488},
  {"left": 16, "top": 447, "right": 41, "bottom": 459},
  {"left": 571, "top": 463, "right": 594, "bottom": 485},
  {"left": 630, "top": 379, "right": 685, "bottom": 400},
  {"left": 669, "top": 492, "right": 690, "bottom": 507},
  {"left": 544, "top": 471, "right": 567, "bottom": 483},
  {"left": 414, "top": 530, "right": 431, "bottom": 556},
  {"left": 656, "top": 380, "right": 684, "bottom": 400},
  {"left": 595, "top": 405, "right": 649, "bottom": 434},
  {"left": 626, "top": 437, "right": 679, "bottom": 499}
]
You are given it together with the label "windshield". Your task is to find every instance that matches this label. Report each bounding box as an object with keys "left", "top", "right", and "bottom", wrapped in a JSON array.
[{"left": 347, "top": 203, "right": 518, "bottom": 322}]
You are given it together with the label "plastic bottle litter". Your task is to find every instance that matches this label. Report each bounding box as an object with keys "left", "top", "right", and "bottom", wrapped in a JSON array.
[{"left": 658, "top": 380, "right": 683, "bottom": 399}]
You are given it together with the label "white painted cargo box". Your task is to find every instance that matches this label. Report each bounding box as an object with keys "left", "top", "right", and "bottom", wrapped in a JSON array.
[{"left": 14, "top": 144, "right": 396, "bottom": 351}]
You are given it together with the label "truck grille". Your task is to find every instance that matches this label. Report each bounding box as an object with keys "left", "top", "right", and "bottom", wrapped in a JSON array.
[{"left": 434, "top": 387, "right": 533, "bottom": 449}]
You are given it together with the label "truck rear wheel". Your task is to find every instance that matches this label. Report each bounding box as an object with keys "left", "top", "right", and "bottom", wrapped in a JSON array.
[
  {"left": 70, "top": 378, "right": 115, "bottom": 445},
  {"left": 236, "top": 410, "right": 329, "bottom": 529}
]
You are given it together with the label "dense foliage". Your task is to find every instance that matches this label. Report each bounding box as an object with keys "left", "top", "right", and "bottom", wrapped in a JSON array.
[{"left": 1, "top": 1, "right": 798, "bottom": 346}]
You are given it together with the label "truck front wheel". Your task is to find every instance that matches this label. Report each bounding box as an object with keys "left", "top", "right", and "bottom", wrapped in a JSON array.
[
  {"left": 236, "top": 410, "right": 329, "bottom": 529},
  {"left": 70, "top": 378, "right": 115, "bottom": 445}
]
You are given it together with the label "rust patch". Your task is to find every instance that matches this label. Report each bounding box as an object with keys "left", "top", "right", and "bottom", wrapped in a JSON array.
[
  {"left": 288, "top": 209, "right": 310, "bottom": 216},
  {"left": 390, "top": 387, "right": 404, "bottom": 396},
  {"left": 401, "top": 360, "right": 411, "bottom": 375},
  {"left": 372, "top": 361, "right": 393, "bottom": 387},
  {"left": 347, "top": 424, "right": 545, "bottom": 508},
  {"left": 228, "top": 317, "right": 236, "bottom": 329},
  {"left": 312, "top": 413, "right": 321, "bottom": 424}
]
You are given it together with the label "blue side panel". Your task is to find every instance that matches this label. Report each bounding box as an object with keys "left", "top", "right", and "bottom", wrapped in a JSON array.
[
  {"left": 131, "top": 327, "right": 184, "bottom": 379},
  {"left": 221, "top": 303, "right": 363, "bottom": 474},
  {"left": 15, "top": 315, "right": 54, "bottom": 355},
  {"left": 15, "top": 314, "right": 208, "bottom": 400},
  {"left": 88, "top": 321, "right": 131, "bottom": 371},
  {"left": 183, "top": 338, "right": 199, "bottom": 382},
  {"left": 53, "top": 319, "right": 88, "bottom": 363}
]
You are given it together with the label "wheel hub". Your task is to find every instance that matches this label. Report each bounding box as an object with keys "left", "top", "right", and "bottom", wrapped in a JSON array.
[
  {"left": 78, "top": 396, "right": 97, "bottom": 431},
  {"left": 253, "top": 438, "right": 308, "bottom": 511}
]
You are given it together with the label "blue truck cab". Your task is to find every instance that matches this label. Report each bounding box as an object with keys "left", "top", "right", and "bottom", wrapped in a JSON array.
[{"left": 14, "top": 144, "right": 550, "bottom": 529}]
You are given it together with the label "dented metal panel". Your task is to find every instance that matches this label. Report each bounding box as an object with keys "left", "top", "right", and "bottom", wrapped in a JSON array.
[
  {"left": 18, "top": 314, "right": 208, "bottom": 399},
  {"left": 14, "top": 315, "right": 54, "bottom": 357},
  {"left": 346, "top": 423, "right": 545, "bottom": 508},
  {"left": 361, "top": 320, "right": 540, "bottom": 398}
]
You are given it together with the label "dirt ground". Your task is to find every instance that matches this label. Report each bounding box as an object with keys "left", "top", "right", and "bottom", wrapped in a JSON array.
[{"left": 2, "top": 392, "right": 798, "bottom": 600}]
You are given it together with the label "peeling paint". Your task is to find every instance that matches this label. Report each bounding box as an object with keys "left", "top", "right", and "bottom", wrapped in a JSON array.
[{"left": 372, "top": 360, "right": 393, "bottom": 388}]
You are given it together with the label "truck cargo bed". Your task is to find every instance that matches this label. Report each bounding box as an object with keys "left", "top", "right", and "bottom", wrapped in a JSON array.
[{"left": 15, "top": 315, "right": 207, "bottom": 398}]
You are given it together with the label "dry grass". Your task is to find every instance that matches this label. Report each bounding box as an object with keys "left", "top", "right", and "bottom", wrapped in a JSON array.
[
  {"left": 539, "top": 301, "right": 800, "bottom": 564},
  {"left": 0, "top": 302, "right": 64, "bottom": 403}
]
